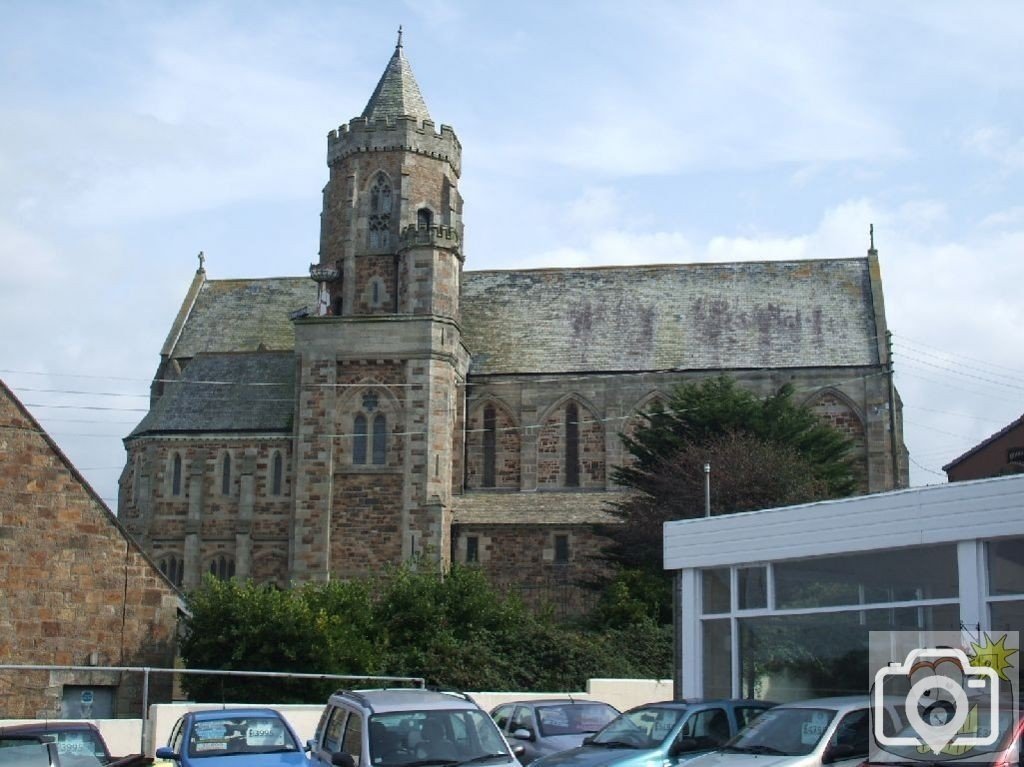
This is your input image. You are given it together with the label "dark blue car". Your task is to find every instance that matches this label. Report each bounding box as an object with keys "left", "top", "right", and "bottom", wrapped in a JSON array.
[{"left": 155, "top": 707, "right": 307, "bottom": 766}]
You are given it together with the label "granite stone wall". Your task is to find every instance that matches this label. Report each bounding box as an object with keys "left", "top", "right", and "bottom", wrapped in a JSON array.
[{"left": 0, "top": 384, "right": 178, "bottom": 717}]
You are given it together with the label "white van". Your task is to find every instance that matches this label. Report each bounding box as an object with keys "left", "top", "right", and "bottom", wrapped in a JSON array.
[{"left": 685, "top": 697, "right": 903, "bottom": 767}]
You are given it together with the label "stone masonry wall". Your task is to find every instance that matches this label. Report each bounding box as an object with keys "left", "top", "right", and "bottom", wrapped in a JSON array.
[
  {"left": 120, "top": 437, "right": 293, "bottom": 586},
  {"left": 452, "top": 523, "right": 611, "bottom": 616},
  {"left": 0, "top": 385, "right": 178, "bottom": 717}
]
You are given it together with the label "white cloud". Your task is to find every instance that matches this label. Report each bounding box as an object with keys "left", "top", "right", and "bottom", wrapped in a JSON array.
[{"left": 963, "top": 126, "right": 1024, "bottom": 172}]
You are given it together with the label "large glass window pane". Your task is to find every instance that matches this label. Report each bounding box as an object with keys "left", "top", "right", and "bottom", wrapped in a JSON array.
[
  {"left": 774, "top": 545, "right": 958, "bottom": 609},
  {"left": 702, "top": 618, "right": 732, "bottom": 699},
  {"left": 988, "top": 538, "right": 1024, "bottom": 597},
  {"left": 738, "top": 566, "right": 767, "bottom": 610},
  {"left": 703, "top": 568, "right": 730, "bottom": 614},
  {"left": 738, "top": 605, "right": 960, "bottom": 702},
  {"left": 990, "top": 599, "right": 1024, "bottom": 631}
]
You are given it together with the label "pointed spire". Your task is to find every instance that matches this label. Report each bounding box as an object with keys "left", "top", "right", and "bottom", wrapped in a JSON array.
[{"left": 361, "top": 28, "right": 432, "bottom": 124}]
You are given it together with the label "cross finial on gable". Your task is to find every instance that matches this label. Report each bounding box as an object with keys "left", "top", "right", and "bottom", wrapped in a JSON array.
[{"left": 396, "top": 25, "right": 403, "bottom": 49}]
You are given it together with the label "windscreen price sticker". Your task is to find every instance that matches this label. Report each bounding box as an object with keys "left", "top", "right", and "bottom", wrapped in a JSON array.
[{"left": 801, "top": 722, "right": 826, "bottom": 745}]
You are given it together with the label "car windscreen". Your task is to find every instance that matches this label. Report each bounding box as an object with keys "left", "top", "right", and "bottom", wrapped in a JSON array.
[
  {"left": 187, "top": 715, "right": 299, "bottom": 758},
  {"left": 0, "top": 741, "right": 53, "bottom": 767},
  {"left": 370, "top": 708, "right": 510, "bottom": 766},
  {"left": 591, "top": 706, "right": 687, "bottom": 749},
  {"left": 34, "top": 730, "right": 109, "bottom": 759},
  {"left": 726, "top": 707, "right": 838, "bottom": 756},
  {"left": 536, "top": 704, "right": 619, "bottom": 737}
]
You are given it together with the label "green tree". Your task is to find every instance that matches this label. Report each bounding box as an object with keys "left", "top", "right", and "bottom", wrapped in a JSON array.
[
  {"left": 607, "top": 376, "right": 858, "bottom": 573},
  {"left": 176, "top": 564, "right": 675, "bottom": 696},
  {"left": 179, "top": 577, "right": 384, "bottom": 703}
]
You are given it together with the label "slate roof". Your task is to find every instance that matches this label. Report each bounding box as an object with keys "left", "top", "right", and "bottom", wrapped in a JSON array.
[
  {"left": 452, "top": 491, "right": 621, "bottom": 525},
  {"left": 167, "top": 277, "right": 315, "bottom": 359},
  {"left": 158, "top": 259, "right": 880, "bottom": 379},
  {"left": 129, "top": 352, "right": 295, "bottom": 437},
  {"left": 460, "top": 260, "right": 881, "bottom": 375},
  {"left": 942, "top": 413, "right": 1024, "bottom": 471},
  {"left": 360, "top": 37, "right": 432, "bottom": 124}
]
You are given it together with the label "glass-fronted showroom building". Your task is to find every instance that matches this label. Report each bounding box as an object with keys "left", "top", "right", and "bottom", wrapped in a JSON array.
[{"left": 664, "top": 473, "right": 1024, "bottom": 702}]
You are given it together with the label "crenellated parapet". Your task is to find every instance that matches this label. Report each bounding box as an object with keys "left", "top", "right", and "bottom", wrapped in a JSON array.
[
  {"left": 399, "top": 223, "right": 462, "bottom": 255},
  {"left": 328, "top": 116, "right": 461, "bottom": 177}
]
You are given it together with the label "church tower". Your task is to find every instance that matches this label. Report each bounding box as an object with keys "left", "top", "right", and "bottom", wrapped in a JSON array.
[{"left": 290, "top": 31, "right": 468, "bottom": 582}]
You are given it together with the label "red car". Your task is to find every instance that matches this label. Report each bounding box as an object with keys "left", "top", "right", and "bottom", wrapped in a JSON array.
[{"left": 0, "top": 722, "right": 111, "bottom": 765}]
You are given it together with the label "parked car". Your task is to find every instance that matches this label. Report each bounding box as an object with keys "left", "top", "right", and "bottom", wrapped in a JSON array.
[
  {"left": 154, "top": 707, "right": 307, "bottom": 766},
  {"left": 862, "top": 707, "right": 1022, "bottom": 767},
  {"left": 308, "top": 688, "right": 519, "bottom": 767},
  {"left": 0, "top": 734, "right": 59, "bottom": 767},
  {"left": 530, "top": 699, "right": 774, "bottom": 767},
  {"left": 685, "top": 696, "right": 903, "bottom": 767},
  {"left": 490, "top": 699, "right": 620, "bottom": 765},
  {"left": 0, "top": 722, "right": 111, "bottom": 764}
]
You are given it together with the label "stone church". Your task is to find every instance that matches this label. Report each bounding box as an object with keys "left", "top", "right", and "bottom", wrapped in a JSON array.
[{"left": 118, "top": 35, "right": 908, "bottom": 607}]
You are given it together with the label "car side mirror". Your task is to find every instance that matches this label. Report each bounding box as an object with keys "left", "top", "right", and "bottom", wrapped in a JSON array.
[
  {"left": 155, "top": 746, "right": 178, "bottom": 760},
  {"left": 823, "top": 744, "right": 857, "bottom": 763},
  {"left": 333, "top": 752, "right": 357, "bottom": 767},
  {"left": 582, "top": 736, "right": 594, "bottom": 746},
  {"left": 512, "top": 728, "right": 534, "bottom": 741}
]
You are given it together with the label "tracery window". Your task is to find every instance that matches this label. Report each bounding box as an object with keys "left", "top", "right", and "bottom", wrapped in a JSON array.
[
  {"left": 482, "top": 405, "right": 496, "bottom": 487},
  {"left": 368, "top": 174, "right": 392, "bottom": 249},
  {"left": 220, "top": 452, "right": 231, "bottom": 496},
  {"left": 353, "top": 390, "right": 388, "bottom": 467},
  {"left": 271, "top": 450, "right": 284, "bottom": 495},
  {"left": 209, "top": 555, "right": 235, "bottom": 581},
  {"left": 372, "top": 414, "right": 387, "bottom": 465},
  {"left": 353, "top": 415, "right": 368, "bottom": 465},
  {"left": 171, "top": 453, "right": 183, "bottom": 496},
  {"left": 159, "top": 555, "right": 184, "bottom": 588},
  {"left": 565, "top": 403, "right": 580, "bottom": 487}
]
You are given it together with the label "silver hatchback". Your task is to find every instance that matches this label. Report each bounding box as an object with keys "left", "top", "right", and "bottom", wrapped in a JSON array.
[
  {"left": 309, "top": 688, "right": 520, "bottom": 767},
  {"left": 490, "top": 699, "right": 620, "bottom": 765}
]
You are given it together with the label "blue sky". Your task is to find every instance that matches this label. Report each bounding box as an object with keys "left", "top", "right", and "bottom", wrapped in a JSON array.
[{"left": 3, "top": 1, "right": 1022, "bottom": 507}]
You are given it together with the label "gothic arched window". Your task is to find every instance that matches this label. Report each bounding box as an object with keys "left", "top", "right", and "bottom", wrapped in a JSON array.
[
  {"left": 209, "top": 555, "right": 235, "bottom": 581},
  {"left": 159, "top": 555, "right": 183, "bottom": 588},
  {"left": 565, "top": 403, "right": 580, "bottom": 487},
  {"left": 171, "top": 453, "right": 183, "bottom": 496},
  {"left": 271, "top": 450, "right": 284, "bottom": 495},
  {"left": 417, "top": 207, "right": 433, "bottom": 229},
  {"left": 483, "top": 405, "right": 496, "bottom": 488},
  {"left": 221, "top": 452, "right": 231, "bottom": 496},
  {"left": 368, "top": 174, "right": 392, "bottom": 249},
  {"left": 370, "top": 174, "right": 392, "bottom": 213},
  {"left": 372, "top": 414, "right": 387, "bottom": 465},
  {"left": 353, "top": 414, "right": 368, "bottom": 465}
]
